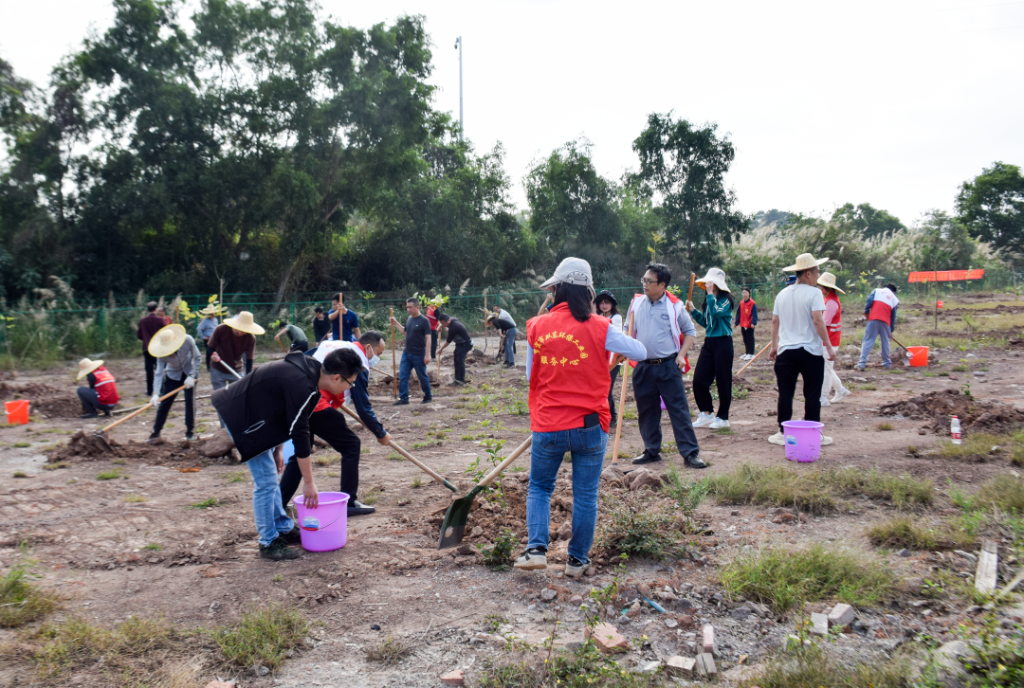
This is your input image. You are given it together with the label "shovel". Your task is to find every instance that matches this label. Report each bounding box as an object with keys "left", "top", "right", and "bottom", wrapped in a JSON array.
[
  {"left": 92, "top": 385, "right": 186, "bottom": 451},
  {"left": 335, "top": 403, "right": 456, "bottom": 492},
  {"left": 437, "top": 436, "right": 532, "bottom": 550}
]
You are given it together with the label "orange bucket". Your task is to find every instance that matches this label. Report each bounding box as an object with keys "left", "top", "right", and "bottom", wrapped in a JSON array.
[
  {"left": 907, "top": 346, "right": 929, "bottom": 367},
  {"left": 4, "top": 400, "right": 30, "bottom": 425}
]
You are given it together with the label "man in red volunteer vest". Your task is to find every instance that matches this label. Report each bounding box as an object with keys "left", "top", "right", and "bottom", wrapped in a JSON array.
[
  {"left": 75, "top": 357, "right": 120, "bottom": 418},
  {"left": 514, "top": 257, "right": 647, "bottom": 578},
  {"left": 818, "top": 272, "right": 851, "bottom": 405},
  {"left": 734, "top": 288, "right": 758, "bottom": 360},
  {"left": 857, "top": 283, "right": 899, "bottom": 370}
]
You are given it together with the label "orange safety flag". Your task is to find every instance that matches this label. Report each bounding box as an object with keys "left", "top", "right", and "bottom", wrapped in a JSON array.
[{"left": 908, "top": 269, "right": 984, "bottom": 283}]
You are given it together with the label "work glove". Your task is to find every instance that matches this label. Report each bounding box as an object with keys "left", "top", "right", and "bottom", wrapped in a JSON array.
[
  {"left": 149, "top": 393, "right": 160, "bottom": 407},
  {"left": 184, "top": 375, "right": 195, "bottom": 389}
]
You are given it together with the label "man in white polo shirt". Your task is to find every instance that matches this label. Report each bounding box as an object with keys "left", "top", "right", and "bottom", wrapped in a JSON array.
[{"left": 768, "top": 253, "right": 837, "bottom": 446}]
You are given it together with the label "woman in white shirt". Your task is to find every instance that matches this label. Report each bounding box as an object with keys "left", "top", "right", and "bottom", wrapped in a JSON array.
[{"left": 595, "top": 290, "right": 624, "bottom": 425}]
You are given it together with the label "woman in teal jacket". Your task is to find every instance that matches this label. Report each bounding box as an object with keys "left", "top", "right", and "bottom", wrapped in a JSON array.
[{"left": 687, "top": 268, "right": 735, "bottom": 430}]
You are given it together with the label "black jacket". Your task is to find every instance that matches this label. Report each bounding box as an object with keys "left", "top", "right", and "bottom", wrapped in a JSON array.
[{"left": 211, "top": 352, "right": 321, "bottom": 462}]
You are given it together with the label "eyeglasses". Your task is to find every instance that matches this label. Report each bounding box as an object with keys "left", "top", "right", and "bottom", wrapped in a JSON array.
[
  {"left": 641, "top": 278, "right": 660, "bottom": 286},
  {"left": 344, "top": 374, "right": 359, "bottom": 386}
]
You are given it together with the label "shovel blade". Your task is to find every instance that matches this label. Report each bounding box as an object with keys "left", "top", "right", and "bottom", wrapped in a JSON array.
[
  {"left": 91, "top": 432, "right": 113, "bottom": 454},
  {"left": 436, "top": 487, "right": 482, "bottom": 550}
]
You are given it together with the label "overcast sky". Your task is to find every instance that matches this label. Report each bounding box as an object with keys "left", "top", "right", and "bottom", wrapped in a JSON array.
[{"left": 2, "top": 0, "right": 1022, "bottom": 226}]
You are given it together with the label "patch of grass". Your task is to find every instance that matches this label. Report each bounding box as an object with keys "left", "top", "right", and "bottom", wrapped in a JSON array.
[
  {"left": 123, "top": 493, "right": 146, "bottom": 503},
  {"left": 875, "top": 422, "right": 894, "bottom": 431},
  {"left": 621, "top": 406, "right": 637, "bottom": 420},
  {"left": 951, "top": 364, "right": 969, "bottom": 372},
  {"left": 365, "top": 636, "right": 414, "bottom": 666},
  {"left": 142, "top": 543, "right": 162, "bottom": 551},
  {"left": 0, "top": 561, "right": 59, "bottom": 627},
  {"left": 410, "top": 476, "right": 423, "bottom": 488},
  {"left": 96, "top": 469, "right": 125, "bottom": 481},
  {"left": 719, "top": 544, "right": 893, "bottom": 613},
  {"left": 189, "top": 497, "right": 220, "bottom": 509},
  {"left": 937, "top": 432, "right": 1009, "bottom": 461},
  {"left": 225, "top": 471, "right": 246, "bottom": 483},
  {"left": 744, "top": 642, "right": 913, "bottom": 688},
  {"left": 598, "top": 490, "right": 680, "bottom": 559},
  {"left": 386, "top": 451, "right": 404, "bottom": 461},
  {"left": 460, "top": 434, "right": 476, "bottom": 441},
  {"left": 975, "top": 474, "right": 1024, "bottom": 512},
  {"left": 360, "top": 447, "right": 370, "bottom": 454},
  {"left": 13, "top": 471, "right": 29, "bottom": 478},
  {"left": 361, "top": 487, "right": 381, "bottom": 506},
  {"left": 477, "top": 639, "right": 661, "bottom": 688},
  {"left": 215, "top": 605, "right": 310, "bottom": 671},
  {"left": 41, "top": 462, "right": 69, "bottom": 471},
  {"left": 477, "top": 528, "right": 518, "bottom": 569},
  {"left": 314, "top": 456, "right": 338, "bottom": 467},
  {"left": 868, "top": 516, "right": 938, "bottom": 550},
  {"left": 111, "top": 458, "right": 127, "bottom": 465},
  {"left": 660, "top": 468, "right": 711, "bottom": 531},
  {"left": 13, "top": 442, "right": 30, "bottom": 448},
  {"left": 714, "top": 426, "right": 735, "bottom": 435},
  {"left": 272, "top": 574, "right": 283, "bottom": 583}
]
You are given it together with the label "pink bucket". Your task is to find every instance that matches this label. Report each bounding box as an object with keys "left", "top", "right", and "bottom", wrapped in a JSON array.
[
  {"left": 294, "top": 491, "right": 349, "bottom": 552},
  {"left": 781, "top": 420, "right": 824, "bottom": 463}
]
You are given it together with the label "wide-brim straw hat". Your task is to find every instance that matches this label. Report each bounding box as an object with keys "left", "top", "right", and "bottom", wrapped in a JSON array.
[
  {"left": 817, "top": 272, "right": 846, "bottom": 294},
  {"left": 782, "top": 252, "right": 829, "bottom": 272},
  {"left": 224, "top": 310, "right": 265, "bottom": 335},
  {"left": 76, "top": 357, "right": 104, "bottom": 381},
  {"left": 199, "top": 305, "right": 221, "bottom": 316},
  {"left": 695, "top": 268, "right": 730, "bottom": 293},
  {"left": 148, "top": 324, "right": 188, "bottom": 357}
]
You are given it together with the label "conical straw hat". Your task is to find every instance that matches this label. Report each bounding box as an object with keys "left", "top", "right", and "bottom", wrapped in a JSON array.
[
  {"left": 782, "top": 252, "right": 829, "bottom": 272},
  {"left": 148, "top": 324, "right": 188, "bottom": 357},
  {"left": 76, "top": 357, "right": 104, "bottom": 381},
  {"left": 817, "top": 272, "right": 846, "bottom": 294},
  {"left": 224, "top": 310, "right": 265, "bottom": 335}
]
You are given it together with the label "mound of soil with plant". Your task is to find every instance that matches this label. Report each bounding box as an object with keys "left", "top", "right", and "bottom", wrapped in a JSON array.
[
  {"left": 48, "top": 429, "right": 232, "bottom": 466},
  {"left": 880, "top": 389, "right": 1024, "bottom": 435}
]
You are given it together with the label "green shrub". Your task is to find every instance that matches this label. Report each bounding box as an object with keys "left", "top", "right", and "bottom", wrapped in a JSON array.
[
  {"left": 598, "top": 490, "right": 679, "bottom": 559},
  {"left": 216, "top": 606, "right": 309, "bottom": 671}
]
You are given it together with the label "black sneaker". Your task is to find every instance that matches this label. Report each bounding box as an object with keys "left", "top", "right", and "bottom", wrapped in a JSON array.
[
  {"left": 259, "top": 537, "right": 301, "bottom": 561},
  {"left": 80, "top": 412, "right": 98, "bottom": 419},
  {"left": 421, "top": 397, "right": 433, "bottom": 404},
  {"left": 632, "top": 451, "right": 662, "bottom": 465},
  {"left": 348, "top": 500, "right": 376, "bottom": 516},
  {"left": 146, "top": 433, "right": 161, "bottom": 444},
  {"left": 280, "top": 526, "right": 302, "bottom": 545},
  {"left": 103, "top": 409, "right": 113, "bottom": 418},
  {"left": 513, "top": 547, "right": 548, "bottom": 571},
  {"left": 393, "top": 399, "right": 409, "bottom": 406},
  {"left": 566, "top": 555, "right": 589, "bottom": 579},
  {"left": 684, "top": 452, "right": 708, "bottom": 469},
  {"left": 503, "top": 362, "right": 515, "bottom": 369}
]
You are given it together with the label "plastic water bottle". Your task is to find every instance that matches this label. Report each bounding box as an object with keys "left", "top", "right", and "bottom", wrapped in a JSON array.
[{"left": 950, "top": 416, "right": 962, "bottom": 445}]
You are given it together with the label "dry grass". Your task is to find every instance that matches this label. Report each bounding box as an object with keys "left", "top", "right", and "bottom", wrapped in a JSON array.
[
  {"left": 365, "top": 636, "right": 414, "bottom": 666},
  {"left": 0, "top": 562, "right": 60, "bottom": 628}
]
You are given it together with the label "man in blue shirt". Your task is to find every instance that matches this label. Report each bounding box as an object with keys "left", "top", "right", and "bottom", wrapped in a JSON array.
[{"left": 328, "top": 292, "right": 360, "bottom": 342}]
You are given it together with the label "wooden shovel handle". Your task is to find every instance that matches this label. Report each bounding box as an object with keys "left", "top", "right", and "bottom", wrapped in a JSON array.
[
  {"left": 736, "top": 343, "right": 771, "bottom": 376},
  {"left": 611, "top": 311, "right": 635, "bottom": 464},
  {"left": 100, "top": 386, "right": 186, "bottom": 433},
  {"left": 336, "top": 403, "right": 454, "bottom": 490},
  {"left": 889, "top": 335, "right": 911, "bottom": 353},
  {"left": 686, "top": 272, "right": 696, "bottom": 304},
  {"left": 477, "top": 436, "right": 532, "bottom": 489},
  {"left": 390, "top": 308, "right": 398, "bottom": 396}
]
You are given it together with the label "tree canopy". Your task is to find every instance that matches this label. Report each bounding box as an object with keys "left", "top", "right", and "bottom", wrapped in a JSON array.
[{"left": 956, "top": 162, "right": 1024, "bottom": 266}]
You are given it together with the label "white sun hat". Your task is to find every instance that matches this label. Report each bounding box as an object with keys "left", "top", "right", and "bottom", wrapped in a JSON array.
[{"left": 695, "top": 267, "right": 730, "bottom": 293}]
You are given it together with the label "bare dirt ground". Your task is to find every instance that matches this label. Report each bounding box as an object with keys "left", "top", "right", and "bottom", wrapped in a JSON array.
[{"left": 2, "top": 295, "right": 1023, "bottom": 687}]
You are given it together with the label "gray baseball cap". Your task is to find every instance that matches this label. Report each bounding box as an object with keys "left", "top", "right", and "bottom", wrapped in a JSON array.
[{"left": 539, "top": 257, "right": 594, "bottom": 291}]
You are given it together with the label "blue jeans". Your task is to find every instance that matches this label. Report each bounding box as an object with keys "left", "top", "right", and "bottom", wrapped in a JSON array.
[
  {"left": 399, "top": 350, "right": 432, "bottom": 402},
  {"left": 504, "top": 328, "right": 518, "bottom": 365},
  {"left": 859, "top": 320, "right": 891, "bottom": 368},
  {"left": 526, "top": 425, "right": 607, "bottom": 562},
  {"left": 224, "top": 424, "right": 293, "bottom": 547},
  {"left": 632, "top": 360, "right": 700, "bottom": 459}
]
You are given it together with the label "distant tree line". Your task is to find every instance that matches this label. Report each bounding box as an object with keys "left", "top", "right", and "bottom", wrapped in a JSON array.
[{"left": 1, "top": 0, "right": 1021, "bottom": 307}]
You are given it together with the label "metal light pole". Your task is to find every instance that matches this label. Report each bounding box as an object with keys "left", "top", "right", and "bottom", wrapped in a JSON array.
[{"left": 454, "top": 36, "right": 463, "bottom": 140}]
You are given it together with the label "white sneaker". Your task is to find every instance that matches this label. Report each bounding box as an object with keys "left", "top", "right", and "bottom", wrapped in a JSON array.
[
  {"left": 709, "top": 417, "right": 730, "bottom": 430},
  {"left": 741, "top": 354, "right": 752, "bottom": 360},
  {"left": 692, "top": 412, "right": 715, "bottom": 428},
  {"left": 768, "top": 431, "right": 785, "bottom": 445},
  {"left": 831, "top": 387, "right": 852, "bottom": 403},
  {"left": 822, "top": 436, "right": 833, "bottom": 446},
  {"left": 819, "top": 396, "right": 830, "bottom": 407}
]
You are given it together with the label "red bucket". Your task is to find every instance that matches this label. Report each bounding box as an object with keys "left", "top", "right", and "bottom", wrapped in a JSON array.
[{"left": 4, "top": 400, "right": 30, "bottom": 425}]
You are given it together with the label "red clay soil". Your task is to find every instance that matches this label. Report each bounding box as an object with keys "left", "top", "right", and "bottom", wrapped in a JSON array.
[{"left": 880, "top": 388, "right": 1024, "bottom": 434}]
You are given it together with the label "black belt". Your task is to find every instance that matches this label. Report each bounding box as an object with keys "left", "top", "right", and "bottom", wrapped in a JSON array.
[{"left": 640, "top": 357, "right": 674, "bottom": 365}]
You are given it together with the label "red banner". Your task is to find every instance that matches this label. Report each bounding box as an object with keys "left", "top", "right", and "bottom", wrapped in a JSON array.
[{"left": 907, "top": 269, "right": 985, "bottom": 283}]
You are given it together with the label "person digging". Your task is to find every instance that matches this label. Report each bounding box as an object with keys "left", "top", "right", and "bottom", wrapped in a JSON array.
[
  {"left": 75, "top": 357, "right": 120, "bottom": 419},
  {"left": 207, "top": 311, "right": 263, "bottom": 391},
  {"left": 146, "top": 324, "right": 201, "bottom": 443},
  {"left": 436, "top": 312, "right": 473, "bottom": 385},
  {"left": 279, "top": 331, "right": 393, "bottom": 517},
  {"left": 211, "top": 347, "right": 362, "bottom": 561}
]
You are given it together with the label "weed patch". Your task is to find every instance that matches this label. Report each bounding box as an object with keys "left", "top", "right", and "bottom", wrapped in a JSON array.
[
  {"left": 975, "top": 474, "right": 1024, "bottom": 512},
  {"left": 0, "top": 561, "right": 59, "bottom": 627},
  {"left": 361, "top": 487, "right": 381, "bottom": 505},
  {"left": 96, "top": 469, "right": 125, "bottom": 480},
  {"left": 868, "top": 516, "right": 938, "bottom": 550},
  {"left": 365, "top": 636, "right": 414, "bottom": 666},
  {"left": 190, "top": 497, "right": 220, "bottom": 509},
  {"left": 477, "top": 528, "right": 518, "bottom": 569},
  {"left": 598, "top": 490, "right": 680, "bottom": 559},
  {"left": 123, "top": 493, "right": 146, "bottom": 503},
  {"left": 216, "top": 606, "right": 310, "bottom": 671},
  {"left": 743, "top": 642, "right": 913, "bottom": 688}
]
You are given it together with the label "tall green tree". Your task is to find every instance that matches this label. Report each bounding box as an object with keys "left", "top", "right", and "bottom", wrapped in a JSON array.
[
  {"left": 830, "top": 202, "right": 906, "bottom": 239},
  {"left": 915, "top": 210, "right": 977, "bottom": 270},
  {"left": 630, "top": 113, "right": 747, "bottom": 270},
  {"left": 955, "top": 162, "right": 1024, "bottom": 265}
]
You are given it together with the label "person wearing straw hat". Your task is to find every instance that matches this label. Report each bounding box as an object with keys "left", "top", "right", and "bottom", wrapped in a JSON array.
[
  {"left": 196, "top": 305, "right": 220, "bottom": 372},
  {"left": 818, "top": 272, "right": 852, "bottom": 405},
  {"left": 768, "top": 253, "right": 837, "bottom": 446},
  {"left": 626, "top": 263, "right": 706, "bottom": 468},
  {"left": 856, "top": 283, "right": 900, "bottom": 371},
  {"left": 594, "top": 290, "right": 623, "bottom": 425},
  {"left": 207, "top": 311, "right": 264, "bottom": 391},
  {"left": 146, "top": 324, "right": 201, "bottom": 442},
  {"left": 75, "top": 358, "right": 120, "bottom": 419},
  {"left": 514, "top": 257, "right": 648, "bottom": 576},
  {"left": 687, "top": 268, "right": 736, "bottom": 430}
]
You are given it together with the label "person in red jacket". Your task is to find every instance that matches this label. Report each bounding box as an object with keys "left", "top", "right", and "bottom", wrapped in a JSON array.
[
  {"left": 75, "top": 357, "right": 120, "bottom": 418},
  {"left": 734, "top": 288, "right": 758, "bottom": 360},
  {"left": 513, "top": 258, "right": 647, "bottom": 578},
  {"left": 857, "top": 283, "right": 899, "bottom": 370},
  {"left": 818, "top": 273, "right": 852, "bottom": 405}
]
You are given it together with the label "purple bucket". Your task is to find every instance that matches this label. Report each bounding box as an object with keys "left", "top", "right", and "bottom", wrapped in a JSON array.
[{"left": 781, "top": 420, "right": 824, "bottom": 463}]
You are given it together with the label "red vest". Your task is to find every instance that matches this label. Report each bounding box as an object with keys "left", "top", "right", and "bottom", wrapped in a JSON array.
[
  {"left": 824, "top": 291, "right": 842, "bottom": 347},
  {"left": 527, "top": 303, "right": 612, "bottom": 433},
  {"left": 314, "top": 342, "right": 367, "bottom": 412},
  {"left": 93, "top": 367, "right": 120, "bottom": 406},
  {"left": 738, "top": 299, "right": 756, "bottom": 328}
]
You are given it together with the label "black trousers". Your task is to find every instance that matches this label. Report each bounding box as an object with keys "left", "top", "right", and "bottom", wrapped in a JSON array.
[
  {"left": 453, "top": 341, "right": 472, "bottom": 381},
  {"left": 608, "top": 366, "right": 620, "bottom": 422},
  {"left": 741, "top": 327, "right": 755, "bottom": 356},
  {"left": 774, "top": 347, "right": 825, "bottom": 432},
  {"left": 430, "top": 330, "right": 438, "bottom": 359},
  {"left": 143, "top": 351, "right": 157, "bottom": 396},
  {"left": 153, "top": 375, "right": 194, "bottom": 435},
  {"left": 202, "top": 339, "right": 213, "bottom": 371},
  {"left": 632, "top": 360, "right": 700, "bottom": 459},
  {"left": 280, "top": 406, "right": 362, "bottom": 509},
  {"left": 693, "top": 336, "right": 734, "bottom": 420},
  {"left": 290, "top": 340, "right": 309, "bottom": 352},
  {"left": 77, "top": 387, "right": 115, "bottom": 415}
]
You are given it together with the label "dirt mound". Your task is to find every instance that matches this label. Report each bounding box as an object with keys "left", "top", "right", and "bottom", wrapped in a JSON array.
[
  {"left": 33, "top": 394, "right": 81, "bottom": 418},
  {"left": 0, "top": 381, "right": 80, "bottom": 418},
  {"left": 49, "top": 430, "right": 231, "bottom": 465},
  {"left": 880, "top": 389, "right": 1024, "bottom": 435}
]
